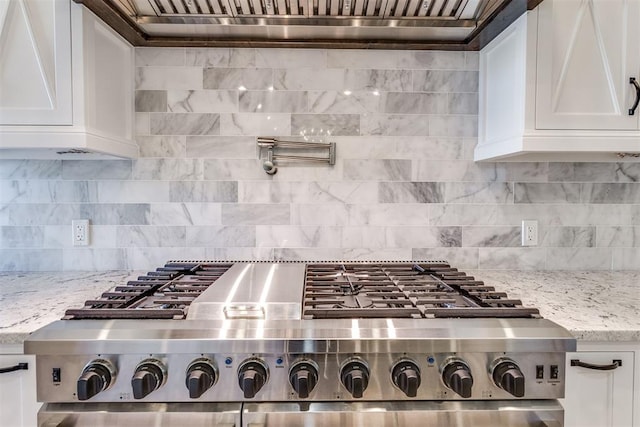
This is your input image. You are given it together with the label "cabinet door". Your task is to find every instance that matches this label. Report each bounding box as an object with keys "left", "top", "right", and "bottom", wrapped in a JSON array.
[
  {"left": 0, "top": 354, "right": 38, "bottom": 427},
  {"left": 0, "top": 0, "right": 72, "bottom": 125},
  {"left": 562, "top": 351, "right": 634, "bottom": 427},
  {"left": 536, "top": 0, "right": 640, "bottom": 130}
]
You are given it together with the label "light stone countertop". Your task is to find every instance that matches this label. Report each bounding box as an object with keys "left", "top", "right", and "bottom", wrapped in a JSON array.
[{"left": 1, "top": 270, "right": 639, "bottom": 346}]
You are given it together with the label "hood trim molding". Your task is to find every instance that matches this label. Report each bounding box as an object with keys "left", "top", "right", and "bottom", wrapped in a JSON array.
[{"left": 72, "top": 0, "right": 542, "bottom": 50}]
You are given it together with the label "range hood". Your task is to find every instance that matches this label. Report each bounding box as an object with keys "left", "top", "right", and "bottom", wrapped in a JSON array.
[{"left": 74, "top": 0, "right": 542, "bottom": 49}]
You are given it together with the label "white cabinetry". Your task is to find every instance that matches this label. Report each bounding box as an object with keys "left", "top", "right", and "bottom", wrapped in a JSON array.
[
  {"left": 476, "top": 0, "right": 640, "bottom": 161},
  {"left": 563, "top": 343, "right": 637, "bottom": 427},
  {"left": 0, "top": 0, "right": 137, "bottom": 158},
  {"left": 0, "top": 345, "right": 38, "bottom": 427}
]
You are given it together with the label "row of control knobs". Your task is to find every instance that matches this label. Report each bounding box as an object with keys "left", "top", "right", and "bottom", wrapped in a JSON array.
[{"left": 76, "top": 357, "right": 525, "bottom": 401}]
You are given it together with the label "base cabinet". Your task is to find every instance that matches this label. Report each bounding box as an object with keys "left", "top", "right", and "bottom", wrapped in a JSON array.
[
  {"left": 563, "top": 347, "right": 636, "bottom": 427},
  {"left": 0, "top": 349, "right": 39, "bottom": 427}
]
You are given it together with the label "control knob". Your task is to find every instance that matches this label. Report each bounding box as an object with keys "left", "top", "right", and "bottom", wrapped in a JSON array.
[
  {"left": 77, "top": 359, "right": 116, "bottom": 401},
  {"left": 442, "top": 359, "right": 473, "bottom": 398},
  {"left": 186, "top": 358, "right": 217, "bottom": 399},
  {"left": 492, "top": 359, "right": 525, "bottom": 398},
  {"left": 340, "top": 359, "right": 370, "bottom": 399},
  {"left": 131, "top": 359, "right": 166, "bottom": 399},
  {"left": 289, "top": 360, "right": 319, "bottom": 399},
  {"left": 392, "top": 359, "right": 421, "bottom": 398},
  {"left": 237, "top": 359, "right": 268, "bottom": 399}
]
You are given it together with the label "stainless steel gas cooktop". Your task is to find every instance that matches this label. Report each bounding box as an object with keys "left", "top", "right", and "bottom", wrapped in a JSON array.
[{"left": 25, "top": 261, "right": 576, "bottom": 427}]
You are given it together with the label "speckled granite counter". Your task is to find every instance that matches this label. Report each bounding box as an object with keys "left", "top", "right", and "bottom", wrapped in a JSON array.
[{"left": 1, "top": 270, "right": 639, "bottom": 346}]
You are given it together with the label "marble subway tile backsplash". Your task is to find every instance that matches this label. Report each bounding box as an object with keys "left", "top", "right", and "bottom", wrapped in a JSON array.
[{"left": 2, "top": 48, "right": 640, "bottom": 271}]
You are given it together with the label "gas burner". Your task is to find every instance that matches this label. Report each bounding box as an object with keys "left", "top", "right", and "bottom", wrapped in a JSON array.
[{"left": 303, "top": 262, "right": 540, "bottom": 320}]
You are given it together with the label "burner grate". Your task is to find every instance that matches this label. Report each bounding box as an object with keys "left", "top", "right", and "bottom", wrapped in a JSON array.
[
  {"left": 64, "top": 262, "right": 233, "bottom": 320},
  {"left": 303, "top": 262, "right": 540, "bottom": 319}
]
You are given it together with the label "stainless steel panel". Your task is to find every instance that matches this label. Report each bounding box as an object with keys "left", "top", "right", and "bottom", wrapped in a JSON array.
[
  {"left": 32, "top": 350, "right": 568, "bottom": 403},
  {"left": 38, "top": 400, "right": 563, "bottom": 427},
  {"left": 25, "top": 318, "right": 577, "bottom": 355},
  {"left": 187, "top": 263, "right": 305, "bottom": 320},
  {"left": 243, "top": 401, "right": 564, "bottom": 427},
  {"left": 38, "top": 402, "right": 240, "bottom": 427}
]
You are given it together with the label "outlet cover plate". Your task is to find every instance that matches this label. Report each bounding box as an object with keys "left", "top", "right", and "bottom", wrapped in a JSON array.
[
  {"left": 72, "top": 219, "right": 89, "bottom": 246},
  {"left": 521, "top": 220, "right": 538, "bottom": 246}
]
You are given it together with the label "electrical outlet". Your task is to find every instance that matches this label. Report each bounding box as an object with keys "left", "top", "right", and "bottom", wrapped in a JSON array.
[
  {"left": 72, "top": 219, "right": 90, "bottom": 246},
  {"left": 521, "top": 220, "right": 538, "bottom": 246}
]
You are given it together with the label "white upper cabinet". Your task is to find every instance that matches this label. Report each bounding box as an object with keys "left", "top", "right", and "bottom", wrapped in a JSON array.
[
  {"left": 0, "top": 0, "right": 72, "bottom": 125},
  {"left": 476, "top": 0, "right": 640, "bottom": 162},
  {"left": 0, "top": 0, "right": 137, "bottom": 159},
  {"left": 536, "top": 0, "right": 640, "bottom": 130}
]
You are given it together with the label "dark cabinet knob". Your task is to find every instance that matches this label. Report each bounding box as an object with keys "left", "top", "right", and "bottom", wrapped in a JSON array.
[
  {"left": 186, "top": 360, "right": 216, "bottom": 399},
  {"left": 77, "top": 360, "right": 114, "bottom": 401},
  {"left": 131, "top": 360, "right": 165, "bottom": 399},
  {"left": 493, "top": 360, "right": 525, "bottom": 398},
  {"left": 340, "top": 360, "right": 369, "bottom": 399},
  {"left": 237, "top": 360, "right": 268, "bottom": 399},
  {"left": 442, "top": 360, "right": 473, "bottom": 398},
  {"left": 289, "top": 361, "right": 318, "bottom": 399},
  {"left": 392, "top": 360, "right": 421, "bottom": 398}
]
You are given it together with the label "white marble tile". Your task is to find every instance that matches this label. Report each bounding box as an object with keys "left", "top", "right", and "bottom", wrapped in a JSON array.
[
  {"left": 203, "top": 159, "right": 272, "bottom": 181},
  {"left": 0, "top": 180, "right": 97, "bottom": 203},
  {"left": 255, "top": 49, "right": 326, "bottom": 68},
  {"left": 186, "top": 48, "right": 255, "bottom": 67},
  {"left": 221, "top": 203, "right": 290, "bottom": 225},
  {"left": 448, "top": 93, "right": 478, "bottom": 114},
  {"left": 136, "top": 48, "right": 185, "bottom": 66},
  {"left": 378, "top": 182, "right": 444, "bottom": 203},
  {"left": 0, "top": 249, "right": 62, "bottom": 271},
  {"left": 136, "top": 67, "right": 203, "bottom": 90},
  {"left": 42, "top": 225, "right": 117, "bottom": 248},
  {"left": 135, "top": 90, "right": 167, "bottom": 112},
  {"left": 546, "top": 248, "right": 612, "bottom": 270},
  {"left": 292, "top": 114, "right": 359, "bottom": 136},
  {"left": 385, "top": 226, "right": 461, "bottom": 248},
  {"left": 186, "top": 136, "right": 256, "bottom": 158},
  {"left": 290, "top": 204, "right": 349, "bottom": 226},
  {"left": 582, "top": 183, "right": 640, "bottom": 203},
  {"left": 430, "top": 204, "right": 499, "bottom": 226},
  {"left": 239, "top": 91, "right": 308, "bottom": 113},
  {"left": 515, "top": 183, "right": 581, "bottom": 204},
  {"left": 116, "top": 226, "right": 186, "bottom": 247},
  {"left": 596, "top": 226, "right": 640, "bottom": 247},
  {"left": 62, "top": 161, "right": 132, "bottom": 180},
  {"left": 186, "top": 226, "right": 256, "bottom": 247},
  {"left": 96, "top": 181, "right": 170, "bottom": 203},
  {"left": 360, "top": 114, "right": 429, "bottom": 136},
  {"left": 150, "top": 113, "right": 220, "bottom": 135},
  {"left": 478, "top": 248, "right": 546, "bottom": 270},
  {"left": 308, "top": 91, "right": 380, "bottom": 114},
  {"left": 137, "top": 136, "right": 187, "bottom": 158},
  {"left": 132, "top": 159, "right": 204, "bottom": 180},
  {"left": 343, "top": 159, "right": 411, "bottom": 181},
  {"left": 62, "top": 248, "right": 127, "bottom": 270},
  {"left": 445, "top": 182, "right": 514, "bottom": 204},
  {"left": 341, "top": 227, "right": 387, "bottom": 249},
  {"left": 462, "top": 226, "right": 521, "bottom": 247},
  {"left": 549, "top": 163, "right": 640, "bottom": 183},
  {"left": 464, "top": 52, "right": 480, "bottom": 70},
  {"left": 344, "top": 70, "right": 413, "bottom": 92},
  {"left": 612, "top": 248, "right": 640, "bottom": 269},
  {"left": 274, "top": 68, "right": 345, "bottom": 90},
  {"left": 167, "top": 90, "right": 238, "bottom": 113},
  {"left": 341, "top": 248, "right": 412, "bottom": 261},
  {"left": 80, "top": 204, "right": 151, "bottom": 225},
  {"left": 151, "top": 203, "right": 222, "bottom": 226},
  {"left": 541, "top": 226, "right": 595, "bottom": 247},
  {"left": 327, "top": 50, "right": 405, "bottom": 69},
  {"left": 220, "top": 113, "right": 291, "bottom": 136},
  {"left": 0, "top": 160, "right": 61, "bottom": 179},
  {"left": 428, "top": 116, "right": 477, "bottom": 137},
  {"left": 238, "top": 181, "right": 379, "bottom": 204},
  {"left": 347, "top": 204, "right": 429, "bottom": 226},
  {"left": 169, "top": 181, "right": 238, "bottom": 203},
  {"left": 204, "top": 68, "right": 273, "bottom": 90},
  {"left": 383, "top": 93, "right": 448, "bottom": 114},
  {"left": 413, "top": 70, "right": 478, "bottom": 92},
  {"left": 256, "top": 226, "right": 341, "bottom": 248},
  {"left": 0, "top": 226, "right": 44, "bottom": 248},
  {"left": 400, "top": 51, "right": 466, "bottom": 70}
]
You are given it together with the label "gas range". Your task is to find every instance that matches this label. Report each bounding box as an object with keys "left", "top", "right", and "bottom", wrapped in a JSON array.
[{"left": 25, "top": 261, "right": 576, "bottom": 427}]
